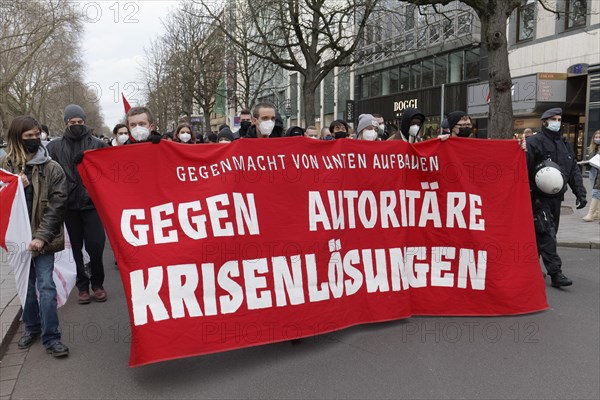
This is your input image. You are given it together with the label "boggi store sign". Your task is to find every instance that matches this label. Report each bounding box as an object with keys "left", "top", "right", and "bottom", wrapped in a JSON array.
[{"left": 393, "top": 99, "right": 418, "bottom": 112}]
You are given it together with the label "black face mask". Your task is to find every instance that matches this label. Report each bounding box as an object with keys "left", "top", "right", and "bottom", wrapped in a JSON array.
[
  {"left": 457, "top": 127, "right": 471, "bottom": 137},
  {"left": 334, "top": 131, "right": 347, "bottom": 139},
  {"left": 240, "top": 121, "right": 251, "bottom": 132},
  {"left": 23, "top": 138, "right": 41, "bottom": 154},
  {"left": 68, "top": 124, "right": 87, "bottom": 138}
]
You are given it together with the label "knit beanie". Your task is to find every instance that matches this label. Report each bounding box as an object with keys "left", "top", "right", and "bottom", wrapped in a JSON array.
[
  {"left": 63, "top": 104, "right": 87, "bottom": 124},
  {"left": 357, "top": 114, "right": 378, "bottom": 134},
  {"left": 446, "top": 111, "right": 467, "bottom": 130}
]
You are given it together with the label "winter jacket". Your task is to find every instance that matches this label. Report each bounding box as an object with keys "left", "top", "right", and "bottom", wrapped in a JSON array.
[
  {"left": 1, "top": 146, "right": 67, "bottom": 254},
  {"left": 526, "top": 126, "right": 586, "bottom": 201},
  {"left": 46, "top": 126, "right": 106, "bottom": 210}
]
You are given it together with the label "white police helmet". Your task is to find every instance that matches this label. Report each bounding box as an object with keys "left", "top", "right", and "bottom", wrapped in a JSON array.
[{"left": 534, "top": 160, "right": 566, "bottom": 196}]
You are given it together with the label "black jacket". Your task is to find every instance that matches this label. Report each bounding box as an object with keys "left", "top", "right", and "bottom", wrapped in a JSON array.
[
  {"left": 526, "top": 126, "right": 586, "bottom": 201},
  {"left": 47, "top": 127, "right": 107, "bottom": 210}
]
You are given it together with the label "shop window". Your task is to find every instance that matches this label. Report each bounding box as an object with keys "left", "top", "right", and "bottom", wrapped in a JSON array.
[
  {"left": 565, "top": 0, "right": 587, "bottom": 30},
  {"left": 361, "top": 75, "right": 369, "bottom": 99},
  {"left": 369, "top": 72, "right": 381, "bottom": 97},
  {"left": 399, "top": 66, "right": 410, "bottom": 91},
  {"left": 336, "top": 67, "right": 350, "bottom": 116},
  {"left": 517, "top": 0, "right": 535, "bottom": 41},
  {"left": 434, "top": 55, "right": 448, "bottom": 85},
  {"left": 410, "top": 63, "right": 421, "bottom": 90},
  {"left": 422, "top": 59, "right": 434, "bottom": 88},
  {"left": 464, "top": 48, "right": 480, "bottom": 80},
  {"left": 389, "top": 67, "right": 399, "bottom": 93},
  {"left": 448, "top": 51, "right": 463, "bottom": 83}
]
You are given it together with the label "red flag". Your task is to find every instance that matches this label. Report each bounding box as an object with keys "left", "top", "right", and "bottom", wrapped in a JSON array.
[{"left": 122, "top": 92, "right": 131, "bottom": 114}]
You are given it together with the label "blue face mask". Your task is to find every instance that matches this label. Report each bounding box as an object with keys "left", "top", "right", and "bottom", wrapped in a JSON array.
[
  {"left": 594, "top": 138, "right": 600, "bottom": 145},
  {"left": 546, "top": 121, "right": 561, "bottom": 132}
]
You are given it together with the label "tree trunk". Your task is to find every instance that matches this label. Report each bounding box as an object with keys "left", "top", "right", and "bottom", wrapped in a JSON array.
[
  {"left": 203, "top": 110, "right": 212, "bottom": 136},
  {"left": 302, "top": 76, "right": 318, "bottom": 127},
  {"left": 483, "top": 2, "right": 516, "bottom": 139}
]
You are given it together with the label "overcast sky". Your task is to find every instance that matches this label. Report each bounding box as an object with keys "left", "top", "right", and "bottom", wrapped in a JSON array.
[{"left": 80, "top": 1, "right": 179, "bottom": 129}]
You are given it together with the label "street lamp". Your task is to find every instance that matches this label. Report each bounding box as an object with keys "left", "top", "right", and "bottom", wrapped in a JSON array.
[{"left": 284, "top": 98, "right": 292, "bottom": 119}]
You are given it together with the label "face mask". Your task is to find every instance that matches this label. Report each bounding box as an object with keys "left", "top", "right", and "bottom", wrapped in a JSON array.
[
  {"left": 378, "top": 124, "right": 385, "bottom": 135},
  {"left": 457, "top": 127, "right": 471, "bottom": 137},
  {"left": 362, "top": 129, "right": 378, "bottom": 141},
  {"left": 240, "top": 121, "right": 251, "bottom": 131},
  {"left": 323, "top": 136, "right": 333, "bottom": 141},
  {"left": 408, "top": 124, "right": 420, "bottom": 136},
  {"left": 334, "top": 131, "right": 347, "bottom": 139},
  {"left": 218, "top": 139, "right": 231, "bottom": 144},
  {"left": 594, "top": 138, "right": 600, "bottom": 145},
  {"left": 179, "top": 133, "right": 192, "bottom": 143},
  {"left": 69, "top": 124, "right": 87, "bottom": 137},
  {"left": 40, "top": 132, "right": 48, "bottom": 141},
  {"left": 23, "top": 138, "right": 41, "bottom": 154},
  {"left": 546, "top": 121, "right": 561, "bottom": 132},
  {"left": 259, "top": 120, "right": 275, "bottom": 136},
  {"left": 117, "top": 134, "right": 129, "bottom": 144},
  {"left": 131, "top": 126, "right": 150, "bottom": 141},
  {"left": 308, "top": 136, "right": 318, "bottom": 140}
]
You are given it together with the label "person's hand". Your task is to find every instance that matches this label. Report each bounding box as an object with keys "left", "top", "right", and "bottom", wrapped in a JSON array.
[
  {"left": 518, "top": 138, "right": 527, "bottom": 151},
  {"left": 19, "top": 171, "right": 30, "bottom": 188},
  {"left": 576, "top": 197, "right": 587, "bottom": 209},
  {"left": 439, "top": 134, "right": 450, "bottom": 142},
  {"left": 27, "top": 238, "right": 45, "bottom": 251}
]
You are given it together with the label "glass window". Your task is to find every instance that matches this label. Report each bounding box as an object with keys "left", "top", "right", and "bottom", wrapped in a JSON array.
[
  {"left": 337, "top": 67, "right": 350, "bottom": 119},
  {"left": 370, "top": 72, "right": 381, "bottom": 97},
  {"left": 429, "top": 23, "right": 441, "bottom": 45},
  {"left": 449, "top": 51, "right": 463, "bottom": 83},
  {"left": 464, "top": 48, "right": 480, "bottom": 80},
  {"left": 290, "top": 73, "right": 298, "bottom": 117},
  {"left": 361, "top": 75, "right": 369, "bottom": 99},
  {"left": 434, "top": 55, "right": 448, "bottom": 85},
  {"left": 399, "top": 66, "right": 410, "bottom": 91},
  {"left": 566, "top": 0, "right": 587, "bottom": 29},
  {"left": 422, "top": 59, "right": 434, "bottom": 88},
  {"left": 443, "top": 18, "right": 455, "bottom": 39},
  {"left": 405, "top": 5, "right": 415, "bottom": 30},
  {"left": 517, "top": 0, "right": 535, "bottom": 41},
  {"left": 410, "top": 63, "right": 421, "bottom": 90},
  {"left": 381, "top": 69, "right": 391, "bottom": 96},
  {"left": 389, "top": 67, "right": 399, "bottom": 93},
  {"left": 457, "top": 12, "right": 472, "bottom": 36}
]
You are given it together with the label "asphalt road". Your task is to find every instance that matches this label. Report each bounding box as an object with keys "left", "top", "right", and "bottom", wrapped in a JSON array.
[{"left": 8, "top": 247, "right": 600, "bottom": 400}]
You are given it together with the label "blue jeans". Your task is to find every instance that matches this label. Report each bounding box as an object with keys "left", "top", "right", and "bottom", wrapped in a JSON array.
[{"left": 23, "top": 253, "right": 61, "bottom": 347}]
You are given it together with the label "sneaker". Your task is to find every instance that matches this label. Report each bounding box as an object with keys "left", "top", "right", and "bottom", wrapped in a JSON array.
[
  {"left": 550, "top": 273, "right": 572, "bottom": 288},
  {"left": 78, "top": 291, "right": 91, "bottom": 304},
  {"left": 46, "top": 342, "right": 69, "bottom": 358},
  {"left": 17, "top": 331, "right": 41, "bottom": 349},
  {"left": 92, "top": 287, "right": 107, "bottom": 302}
]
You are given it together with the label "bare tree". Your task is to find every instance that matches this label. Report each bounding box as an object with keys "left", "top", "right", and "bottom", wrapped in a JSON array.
[{"left": 197, "top": 0, "right": 382, "bottom": 126}]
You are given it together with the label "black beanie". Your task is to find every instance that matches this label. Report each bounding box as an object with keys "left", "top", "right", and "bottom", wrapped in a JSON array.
[
  {"left": 63, "top": 104, "right": 87, "bottom": 124},
  {"left": 446, "top": 111, "right": 467, "bottom": 130},
  {"left": 218, "top": 127, "right": 234, "bottom": 142}
]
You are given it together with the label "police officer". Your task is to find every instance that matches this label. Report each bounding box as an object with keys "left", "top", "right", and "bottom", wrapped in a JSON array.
[{"left": 526, "top": 107, "right": 587, "bottom": 287}]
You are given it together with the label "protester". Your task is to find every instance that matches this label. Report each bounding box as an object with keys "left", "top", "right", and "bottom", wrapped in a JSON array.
[
  {"left": 0, "top": 116, "right": 69, "bottom": 357},
  {"left": 356, "top": 114, "right": 380, "bottom": 141},
  {"left": 373, "top": 113, "right": 389, "bottom": 140},
  {"left": 285, "top": 126, "right": 305, "bottom": 137},
  {"left": 388, "top": 108, "right": 425, "bottom": 143},
  {"left": 247, "top": 102, "right": 278, "bottom": 138},
  {"left": 321, "top": 127, "right": 333, "bottom": 140},
  {"left": 582, "top": 129, "right": 600, "bottom": 221},
  {"left": 526, "top": 107, "right": 587, "bottom": 287},
  {"left": 125, "top": 106, "right": 161, "bottom": 144},
  {"left": 523, "top": 128, "right": 534, "bottom": 138},
  {"left": 446, "top": 111, "right": 474, "bottom": 138},
  {"left": 173, "top": 123, "right": 196, "bottom": 144},
  {"left": 236, "top": 109, "right": 252, "bottom": 138},
  {"left": 329, "top": 120, "right": 349, "bottom": 139},
  {"left": 46, "top": 104, "right": 108, "bottom": 304},
  {"left": 207, "top": 133, "right": 218, "bottom": 143},
  {"left": 217, "top": 127, "right": 234, "bottom": 143},
  {"left": 305, "top": 126, "right": 320, "bottom": 139},
  {"left": 111, "top": 124, "right": 129, "bottom": 146}
]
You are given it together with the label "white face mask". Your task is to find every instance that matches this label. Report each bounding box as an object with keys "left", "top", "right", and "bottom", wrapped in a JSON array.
[
  {"left": 408, "top": 124, "right": 421, "bottom": 136},
  {"left": 179, "top": 133, "right": 192, "bottom": 143},
  {"left": 117, "top": 133, "right": 129, "bottom": 144},
  {"left": 259, "top": 120, "right": 275, "bottom": 136},
  {"left": 546, "top": 121, "right": 561, "bottom": 132},
  {"left": 41, "top": 132, "right": 48, "bottom": 140},
  {"left": 362, "top": 129, "right": 378, "bottom": 141},
  {"left": 131, "top": 126, "right": 150, "bottom": 141}
]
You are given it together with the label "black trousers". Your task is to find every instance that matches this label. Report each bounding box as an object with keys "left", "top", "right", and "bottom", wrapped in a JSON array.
[
  {"left": 64, "top": 209, "right": 106, "bottom": 292},
  {"left": 532, "top": 196, "right": 562, "bottom": 275}
]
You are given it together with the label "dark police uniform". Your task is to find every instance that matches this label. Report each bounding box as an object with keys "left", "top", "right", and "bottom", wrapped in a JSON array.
[{"left": 525, "top": 108, "right": 587, "bottom": 287}]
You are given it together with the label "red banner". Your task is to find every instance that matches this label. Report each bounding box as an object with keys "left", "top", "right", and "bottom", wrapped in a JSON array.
[{"left": 79, "top": 138, "right": 547, "bottom": 366}]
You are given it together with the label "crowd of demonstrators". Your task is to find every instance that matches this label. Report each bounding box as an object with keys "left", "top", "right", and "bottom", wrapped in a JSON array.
[
  {"left": 1, "top": 116, "right": 70, "bottom": 357},
  {"left": 582, "top": 129, "right": 600, "bottom": 221},
  {"left": 46, "top": 105, "right": 108, "bottom": 305}
]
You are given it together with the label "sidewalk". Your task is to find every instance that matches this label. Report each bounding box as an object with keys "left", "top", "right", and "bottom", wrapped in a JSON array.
[{"left": 1, "top": 178, "right": 599, "bottom": 359}]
